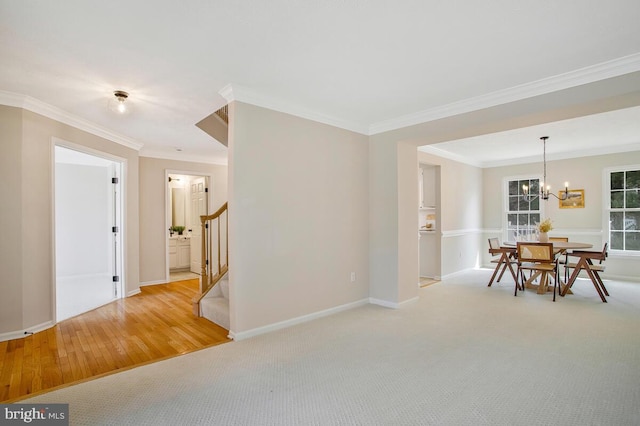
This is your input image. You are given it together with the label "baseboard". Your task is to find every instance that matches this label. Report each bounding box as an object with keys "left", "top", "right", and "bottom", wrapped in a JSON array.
[
  {"left": 0, "top": 321, "right": 55, "bottom": 343},
  {"left": 139, "top": 279, "right": 166, "bottom": 287},
  {"left": 229, "top": 298, "right": 369, "bottom": 341},
  {"left": 127, "top": 288, "right": 142, "bottom": 297},
  {"left": 440, "top": 267, "right": 476, "bottom": 280},
  {"left": 369, "top": 296, "right": 419, "bottom": 309}
]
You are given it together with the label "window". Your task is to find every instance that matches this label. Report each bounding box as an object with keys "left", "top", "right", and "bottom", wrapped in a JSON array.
[
  {"left": 506, "top": 178, "right": 541, "bottom": 241},
  {"left": 608, "top": 169, "right": 640, "bottom": 252}
]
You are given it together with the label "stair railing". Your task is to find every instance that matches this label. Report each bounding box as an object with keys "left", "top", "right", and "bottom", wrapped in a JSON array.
[{"left": 192, "top": 202, "right": 228, "bottom": 315}]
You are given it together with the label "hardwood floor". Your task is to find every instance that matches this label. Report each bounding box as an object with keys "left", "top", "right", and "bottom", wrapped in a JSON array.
[{"left": 0, "top": 279, "right": 230, "bottom": 402}]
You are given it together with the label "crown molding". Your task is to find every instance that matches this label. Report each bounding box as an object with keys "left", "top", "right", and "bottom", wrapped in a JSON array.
[
  {"left": 370, "top": 53, "right": 640, "bottom": 135},
  {"left": 418, "top": 145, "right": 483, "bottom": 168},
  {"left": 479, "top": 141, "right": 640, "bottom": 168},
  {"left": 219, "top": 83, "right": 370, "bottom": 135},
  {"left": 0, "top": 90, "right": 144, "bottom": 151}
]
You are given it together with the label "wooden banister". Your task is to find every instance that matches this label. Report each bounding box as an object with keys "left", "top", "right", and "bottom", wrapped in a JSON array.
[{"left": 192, "top": 202, "right": 228, "bottom": 316}]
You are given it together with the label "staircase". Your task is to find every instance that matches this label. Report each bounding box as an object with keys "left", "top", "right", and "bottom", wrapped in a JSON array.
[
  {"left": 200, "top": 274, "right": 229, "bottom": 330},
  {"left": 192, "top": 202, "right": 230, "bottom": 330}
]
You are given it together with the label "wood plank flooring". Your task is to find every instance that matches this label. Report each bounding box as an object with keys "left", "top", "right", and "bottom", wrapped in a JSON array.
[{"left": 0, "top": 279, "right": 230, "bottom": 402}]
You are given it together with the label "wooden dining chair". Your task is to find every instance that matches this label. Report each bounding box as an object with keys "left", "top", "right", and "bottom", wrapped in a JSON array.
[
  {"left": 516, "top": 242, "right": 561, "bottom": 301},
  {"left": 548, "top": 237, "right": 570, "bottom": 280},
  {"left": 487, "top": 238, "right": 518, "bottom": 288},
  {"left": 562, "top": 243, "right": 609, "bottom": 303}
]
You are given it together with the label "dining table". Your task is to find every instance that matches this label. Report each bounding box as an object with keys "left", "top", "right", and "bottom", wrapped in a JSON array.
[{"left": 502, "top": 240, "right": 593, "bottom": 295}]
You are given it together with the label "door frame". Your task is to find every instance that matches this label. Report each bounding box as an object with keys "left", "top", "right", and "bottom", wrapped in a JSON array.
[
  {"left": 165, "top": 169, "right": 214, "bottom": 283},
  {"left": 51, "top": 137, "right": 126, "bottom": 322}
]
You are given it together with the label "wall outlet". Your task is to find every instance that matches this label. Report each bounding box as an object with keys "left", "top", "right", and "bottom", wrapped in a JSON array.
[{"left": 350, "top": 272, "right": 356, "bottom": 282}]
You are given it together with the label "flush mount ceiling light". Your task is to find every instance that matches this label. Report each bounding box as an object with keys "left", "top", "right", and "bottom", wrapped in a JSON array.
[{"left": 109, "top": 90, "right": 129, "bottom": 114}]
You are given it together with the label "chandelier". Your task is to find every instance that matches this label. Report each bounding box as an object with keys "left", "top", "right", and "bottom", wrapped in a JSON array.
[{"left": 522, "top": 136, "right": 569, "bottom": 201}]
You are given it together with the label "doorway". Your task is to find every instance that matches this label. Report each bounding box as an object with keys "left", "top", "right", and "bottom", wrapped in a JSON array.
[
  {"left": 419, "top": 163, "right": 441, "bottom": 280},
  {"left": 166, "top": 172, "right": 212, "bottom": 283},
  {"left": 54, "top": 145, "right": 123, "bottom": 321}
]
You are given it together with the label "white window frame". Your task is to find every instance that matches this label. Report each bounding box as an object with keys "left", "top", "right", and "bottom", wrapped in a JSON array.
[
  {"left": 503, "top": 174, "right": 544, "bottom": 242},
  {"left": 603, "top": 165, "right": 640, "bottom": 257}
]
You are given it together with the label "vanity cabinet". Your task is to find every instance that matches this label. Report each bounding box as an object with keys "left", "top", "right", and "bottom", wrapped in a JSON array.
[{"left": 169, "top": 236, "right": 191, "bottom": 269}]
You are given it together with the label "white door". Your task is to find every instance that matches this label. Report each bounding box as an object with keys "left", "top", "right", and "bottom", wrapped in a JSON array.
[
  {"left": 55, "top": 146, "right": 122, "bottom": 321},
  {"left": 190, "top": 177, "right": 208, "bottom": 274}
]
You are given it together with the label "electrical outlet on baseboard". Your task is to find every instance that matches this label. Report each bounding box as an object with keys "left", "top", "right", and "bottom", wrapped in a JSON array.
[{"left": 350, "top": 272, "right": 356, "bottom": 282}]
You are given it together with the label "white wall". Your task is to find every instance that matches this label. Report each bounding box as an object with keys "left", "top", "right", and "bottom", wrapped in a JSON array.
[{"left": 229, "top": 102, "right": 370, "bottom": 336}]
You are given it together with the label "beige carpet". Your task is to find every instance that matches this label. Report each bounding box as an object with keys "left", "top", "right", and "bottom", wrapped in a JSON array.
[{"left": 22, "top": 270, "right": 640, "bottom": 425}]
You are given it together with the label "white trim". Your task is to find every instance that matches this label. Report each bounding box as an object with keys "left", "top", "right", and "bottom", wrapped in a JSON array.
[
  {"left": 139, "top": 280, "right": 166, "bottom": 287},
  {"left": 481, "top": 142, "right": 640, "bottom": 169},
  {"left": 608, "top": 252, "right": 640, "bottom": 260},
  {"left": 370, "top": 53, "right": 640, "bottom": 135},
  {"left": 418, "top": 145, "right": 484, "bottom": 167},
  {"left": 0, "top": 321, "right": 55, "bottom": 343},
  {"left": 440, "top": 268, "right": 476, "bottom": 281},
  {"left": 0, "top": 91, "right": 144, "bottom": 151},
  {"left": 602, "top": 164, "right": 640, "bottom": 255},
  {"left": 219, "top": 84, "right": 370, "bottom": 135},
  {"left": 229, "top": 298, "right": 369, "bottom": 341},
  {"left": 441, "top": 228, "right": 483, "bottom": 238},
  {"left": 164, "top": 170, "right": 215, "bottom": 284},
  {"left": 369, "top": 296, "right": 419, "bottom": 309},
  {"left": 127, "top": 288, "right": 142, "bottom": 297},
  {"left": 481, "top": 228, "right": 602, "bottom": 236}
]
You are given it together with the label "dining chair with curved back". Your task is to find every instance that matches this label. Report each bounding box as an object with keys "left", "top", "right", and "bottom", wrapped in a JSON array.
[{"left": 516, "top": 242, "right": 561, "bottom": 301}]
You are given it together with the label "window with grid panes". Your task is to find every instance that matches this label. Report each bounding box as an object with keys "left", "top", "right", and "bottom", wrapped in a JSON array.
[
  {"left": 609, "top": 169, "right": 640, "bottom": 252},
  {"left": 506, "top": 178, "right": 541, "bottom": 241}
]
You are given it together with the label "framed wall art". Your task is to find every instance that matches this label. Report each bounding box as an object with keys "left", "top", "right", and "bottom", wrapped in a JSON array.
[{"left": 559, "top": 189, "right": 585, "bottom": 209}]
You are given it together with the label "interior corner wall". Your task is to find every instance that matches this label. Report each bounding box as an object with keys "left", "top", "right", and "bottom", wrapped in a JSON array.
[
  {"left": 397, "top": 141, "right": 420, "bottom": 302},
  {"left": 0, "top": 106, "right": 140, "bottom": 336},
  {"left": 138, "top": 156, "right": 228, "bottom": 284},
  {"left": 0, "top": 106, "right": 24, "bottom": 333},
  {"left": 228, "top": 102, "right": 370, "bottom": 334},
  {"left": 368, "top": 138, "right": 400, "bottom": 302}
]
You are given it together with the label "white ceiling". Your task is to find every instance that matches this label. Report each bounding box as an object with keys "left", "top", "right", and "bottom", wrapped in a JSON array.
[{"left": 1, "top": 1, "right": 640, "bottom": 165}]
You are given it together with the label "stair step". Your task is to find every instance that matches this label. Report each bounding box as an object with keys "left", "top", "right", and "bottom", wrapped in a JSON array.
[
  {"left": 200, "top": 277, "right": 230, "bottom": 330},
  {"left": 201, "top": 296, "right": 229, "bottom": 330}
]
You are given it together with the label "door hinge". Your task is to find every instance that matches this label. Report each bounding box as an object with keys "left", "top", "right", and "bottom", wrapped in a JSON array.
[
  {"left": 205, "top": 223, "right": 209, "bottom": 229},
  {"left": 205, "top": 187, "right": 209, "bottom": 193},
  {"left": 112, "top": 226, "right": 119, "bottom": 233},
  {"left": 112, "top": 276, "right": 120, "bottom": 282},
  {"left": 205, "top": 259, "right": 209, "bottom": 266},
  {"left": 112, "top": 177, "right": 119, "bottom": 184}
]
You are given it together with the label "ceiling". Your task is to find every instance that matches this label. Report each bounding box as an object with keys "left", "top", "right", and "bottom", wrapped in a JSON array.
[{"left": 1, "top": 1, "right": 640, "bottom": 165}]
